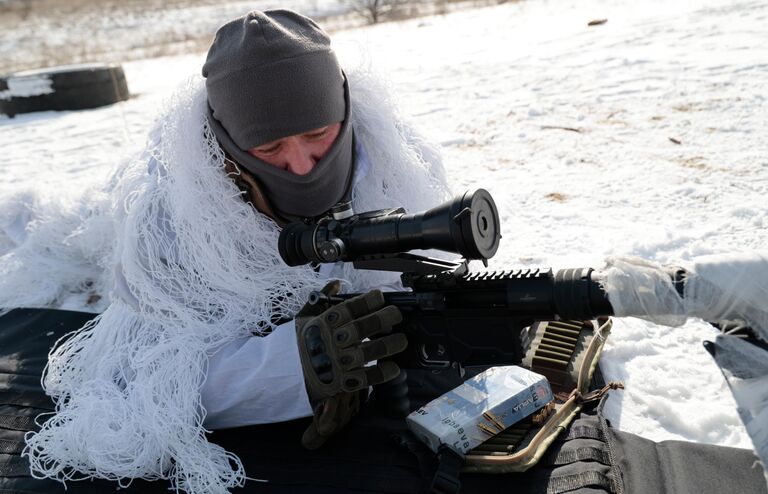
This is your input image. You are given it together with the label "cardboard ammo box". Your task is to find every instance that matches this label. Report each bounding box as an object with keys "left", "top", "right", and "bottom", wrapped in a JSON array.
[{"left": 406, "top": 366, "right": 553, "bottom": 455}]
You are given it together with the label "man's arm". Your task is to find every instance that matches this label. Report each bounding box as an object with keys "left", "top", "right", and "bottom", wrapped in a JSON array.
[{"left": 200, "top": 320, "right": 313, "bottom": 429}]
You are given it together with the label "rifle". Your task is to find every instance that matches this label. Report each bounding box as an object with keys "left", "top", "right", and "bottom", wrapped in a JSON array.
[
  {"left": 278, "top": 193, "right": 768, "bottom": 477},
  {"left": 278, "top": 189, "right": 652, "bottom": 372}
]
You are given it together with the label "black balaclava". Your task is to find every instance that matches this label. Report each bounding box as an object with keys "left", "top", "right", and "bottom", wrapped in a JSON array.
[{"left": 203, "top": 9, "right": 354, "bottom": 219}]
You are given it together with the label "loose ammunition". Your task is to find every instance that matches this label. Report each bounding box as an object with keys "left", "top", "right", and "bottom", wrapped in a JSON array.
[
  {"left": 477, "top": 422, "right": 497, "bottom": 436},
  {"left": 482, "top": 411, "right": 506, "bottom": 431}
]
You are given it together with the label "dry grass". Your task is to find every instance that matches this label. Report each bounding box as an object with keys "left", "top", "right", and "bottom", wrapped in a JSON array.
[
  {"left": 0, "top": 0, "right": 516, "bottom": 75},
  {"left": 545, "top": 192, "right": 568, "bottom": 202},
  {"left": 0, "top": 0, "right": 223, "bottom": 73}
]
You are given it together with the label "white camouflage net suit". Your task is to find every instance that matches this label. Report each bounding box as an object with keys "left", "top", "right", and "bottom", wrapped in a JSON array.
[
  {"left": 602, "top": 252, "right": 768, "bottom": 484},
  {"left": 20, "top": 69, "right": 452, "bottom": 493}
]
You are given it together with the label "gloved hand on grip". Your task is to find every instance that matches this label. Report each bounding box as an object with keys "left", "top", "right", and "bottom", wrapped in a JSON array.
[{"left": 296, "top": 280, "right": 406, "bottom": 449}]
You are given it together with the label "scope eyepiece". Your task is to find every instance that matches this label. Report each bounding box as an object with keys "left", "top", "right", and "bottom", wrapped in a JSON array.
[{"left": 277, "top": 189, "right": 501, "bottom": 267}]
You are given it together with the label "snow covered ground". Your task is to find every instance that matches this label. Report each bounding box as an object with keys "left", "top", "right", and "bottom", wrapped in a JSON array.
[{"left": 1, "top": 0, "right": 767, "bottom": 465}]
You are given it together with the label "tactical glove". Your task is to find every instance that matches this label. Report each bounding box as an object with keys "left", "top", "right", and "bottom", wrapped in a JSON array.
[{"left": 296, "top": 280, "right": 406, "bottom": 448}]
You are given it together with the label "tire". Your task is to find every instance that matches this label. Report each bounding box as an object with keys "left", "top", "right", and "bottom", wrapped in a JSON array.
[{"left": 0, "top": 63, "right": 130, "bottom": 117}]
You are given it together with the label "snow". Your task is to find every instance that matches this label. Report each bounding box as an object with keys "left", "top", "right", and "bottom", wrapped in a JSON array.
[
  {"left": 0, "top": 74, "right": 53, "bottom": 99},
  {"left": 1, "top": 0, "right": 767, "bottom": 469}
]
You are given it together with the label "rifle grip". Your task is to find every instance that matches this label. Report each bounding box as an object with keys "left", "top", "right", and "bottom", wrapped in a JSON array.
[{"left": 370, "top": 369, "right": 411, "bottom": 417}]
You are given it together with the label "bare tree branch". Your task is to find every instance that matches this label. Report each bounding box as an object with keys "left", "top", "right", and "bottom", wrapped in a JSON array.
[{"left": 343, "top": 0, "right": 412, "bottom": 25}]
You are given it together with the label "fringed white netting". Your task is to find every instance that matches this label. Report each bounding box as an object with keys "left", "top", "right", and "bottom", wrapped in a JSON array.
[
  {"left": 21, "top": 68, "right": 451, "bottom": 493},
  {"left": 0, "top": 185, "right": 114, "bottom": 314},
  {"left": 600, "top": 252, "right": 768, "bottom": 484}
]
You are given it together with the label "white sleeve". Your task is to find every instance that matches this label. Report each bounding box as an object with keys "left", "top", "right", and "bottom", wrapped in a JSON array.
[{"left": 200, "top": 319, "right": 313, "bottom": 430}]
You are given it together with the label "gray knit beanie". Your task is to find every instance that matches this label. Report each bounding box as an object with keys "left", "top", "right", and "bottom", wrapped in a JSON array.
[
  {"left": 202, "top": 10, "right": 354, "bottom": 219},
  {"left": 203, "top": 9, "right": 346, "bottom": 149}
]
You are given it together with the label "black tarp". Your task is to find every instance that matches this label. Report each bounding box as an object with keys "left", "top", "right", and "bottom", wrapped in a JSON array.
[{"left": 0, "top": 308, "right": 765, "bottom": 494}]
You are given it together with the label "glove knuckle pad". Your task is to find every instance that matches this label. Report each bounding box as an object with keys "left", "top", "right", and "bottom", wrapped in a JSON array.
[
  {"left": 325, "top": 310, "right": 341, "bottom": 324},
  {"left": 326, "top": 304, "right": 353, "bottom": 327},
  {"left": 341, "top": 370, "right": 366, "bottom": 392},
  {"left": 338, "top": 349, "right": 362, "bottom": 370},
  {"left": 333, "top": 325, "right": 356, "bottom": 346}
]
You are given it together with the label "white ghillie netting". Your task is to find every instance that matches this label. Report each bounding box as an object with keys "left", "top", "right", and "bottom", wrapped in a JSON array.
[
  {"left": 601, "top": 252, "right": 768, "bottom": 484},
  {"left": 21, "top": 68, "right": 452, "bottom": 493},
  {"left": 0, "top": 186, "right": 114, "bottom": 314}
]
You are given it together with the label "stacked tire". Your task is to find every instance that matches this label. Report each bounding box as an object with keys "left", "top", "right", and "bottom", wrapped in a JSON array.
[{"left": 0, "top": 64, "right": 130, "bottom": 117}]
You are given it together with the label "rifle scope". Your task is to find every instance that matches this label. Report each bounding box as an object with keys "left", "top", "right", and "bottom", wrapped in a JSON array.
[{"left": 278, "top": 189, "right": 501, "bottom": 266}]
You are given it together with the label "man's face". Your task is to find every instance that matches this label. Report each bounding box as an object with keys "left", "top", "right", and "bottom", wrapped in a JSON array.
[{"left": 248, "top": 122, "right": 342, "bottom": 176}]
